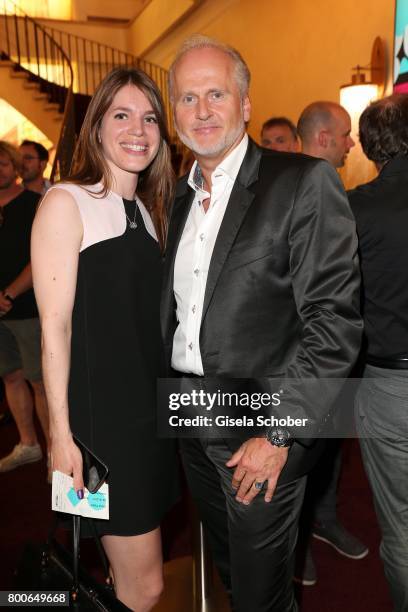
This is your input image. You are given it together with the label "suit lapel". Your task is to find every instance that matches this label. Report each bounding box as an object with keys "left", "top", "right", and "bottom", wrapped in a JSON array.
[{"left": 201, "top": 139, "right": 262, "bottom": 321}]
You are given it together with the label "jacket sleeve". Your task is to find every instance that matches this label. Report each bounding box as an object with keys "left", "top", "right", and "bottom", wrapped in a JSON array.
[{"left": 268, "top": 159, "right": 363, "bottom": 439}]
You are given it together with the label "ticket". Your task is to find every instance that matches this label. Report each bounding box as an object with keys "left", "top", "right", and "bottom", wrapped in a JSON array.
[{"left": 51, "top": 470, "right": 109, "bottom": 519}]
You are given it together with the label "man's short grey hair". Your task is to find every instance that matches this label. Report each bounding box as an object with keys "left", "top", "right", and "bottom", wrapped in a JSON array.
[
  {"left": 297, "top": 101, "right": 346, "bottom": 144},
  {"left": 168, "top": 34, "right": 251, "bottom": 101}
]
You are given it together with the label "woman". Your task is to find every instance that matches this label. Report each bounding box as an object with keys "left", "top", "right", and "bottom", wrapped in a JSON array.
[{"left": 31, "top": 67, "right": 178, "bottom": 612}]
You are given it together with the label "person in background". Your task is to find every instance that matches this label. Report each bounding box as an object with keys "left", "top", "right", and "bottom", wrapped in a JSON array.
[
  {"left": 19, "top": 140, "right": 51, "bottom": 195},
  {"left": 297, "top": 101, "right": 354, "bottom": 168},
  {"left": 294, "top": 101, "right": 366, "bottom": 586},
  {"left": 260, "top": 116, "right": 299, "bottom": 152},
  {"left": 0, "top": 141, "right": 49, "bottom": 473},
  {"left": 350, "top": 94, "right": 408, "bottom": 612}
]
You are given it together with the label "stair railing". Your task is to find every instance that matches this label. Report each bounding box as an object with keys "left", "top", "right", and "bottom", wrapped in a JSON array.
[
  {"left": 0, "top": 0, "right": 75, "bottom": 180},
  {"left": 0, "top": 1, "right": 176, "bottom": 175},
  {"left": 42, "top": 25, "right": 175, "bottom": 139}
]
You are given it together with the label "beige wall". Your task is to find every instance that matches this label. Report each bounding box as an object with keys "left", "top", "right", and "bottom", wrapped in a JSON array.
[
  {"left": 38, "top": 18, "right": 129, "bottom": 52},
  {"left": 142, "top": 0, "right": 395, "bottom": 188},
  {"left": 127, "top": 0, "right": 197, "bottom": 57}
]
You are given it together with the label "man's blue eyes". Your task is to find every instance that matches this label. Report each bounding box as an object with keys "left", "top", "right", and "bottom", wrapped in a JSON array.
[{"left": 182, "top": 93, "right": 224, "bottom": 103}]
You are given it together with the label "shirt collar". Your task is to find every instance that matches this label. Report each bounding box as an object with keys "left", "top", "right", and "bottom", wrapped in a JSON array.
[{"left": 188, "top": 133, "right": 249, "bottom": 194}]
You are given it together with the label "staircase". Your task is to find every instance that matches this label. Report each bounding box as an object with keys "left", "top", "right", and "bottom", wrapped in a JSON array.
[
  {"left": 0, "top": 0, "right": 173, "bottom": 181},
  {"left": 0, "top": 55, "right": 64, "bottom": 144},
  {"left": 41, "top": 25, "right": 174, "bottom": 140}
]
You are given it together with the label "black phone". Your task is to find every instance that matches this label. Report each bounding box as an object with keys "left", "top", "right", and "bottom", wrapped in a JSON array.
[{"left": 73, "top": 435, "right": 109, "bottom": 494}]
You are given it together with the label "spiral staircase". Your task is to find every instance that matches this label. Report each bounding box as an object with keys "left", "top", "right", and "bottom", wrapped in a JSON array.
[{"left": 0, "top": 0, "right": 173, "bottom": 181}]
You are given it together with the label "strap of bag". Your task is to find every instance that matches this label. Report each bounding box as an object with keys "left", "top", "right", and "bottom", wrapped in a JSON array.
[
  {"left": 47, "top": 513, "right": 113, "bottom": 598},
  {"left": 71, "top": 515, "right": 81, "bottom": 601}
]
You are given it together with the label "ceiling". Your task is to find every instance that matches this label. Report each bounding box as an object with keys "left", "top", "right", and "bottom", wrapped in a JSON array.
[{"left": 72, "top": 0, "right": 152, "bottom": 22}]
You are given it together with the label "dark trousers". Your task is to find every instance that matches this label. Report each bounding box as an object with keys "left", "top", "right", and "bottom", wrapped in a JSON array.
[
  {"left": 355, "top": 365, "right": 408, "bottom": 612},
  {"left": 180, "top": 438, "right": 307, "bottom": 612},
  {"left": 298, "top": 439, "right": 342, "bottom": 539}
]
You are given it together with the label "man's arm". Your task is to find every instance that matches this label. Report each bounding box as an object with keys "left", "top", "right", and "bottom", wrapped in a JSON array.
[
  {"left": 2, "top": 262, "right": 33, "bottom": 299},
  {"left": 227, "top": 159, "right": 362, "bottom": 504},
  {"left": 281, "top": 159, "right": 362, "bottom": 426}
]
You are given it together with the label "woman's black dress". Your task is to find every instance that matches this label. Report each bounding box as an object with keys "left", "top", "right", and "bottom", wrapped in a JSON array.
[{"left": 68, "top": 195, "right": 178, "bottom": 536}]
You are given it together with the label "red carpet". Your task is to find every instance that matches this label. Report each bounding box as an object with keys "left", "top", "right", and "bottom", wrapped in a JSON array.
[{"left": 0, "top": 407, "right": 393, "bottom": 611}]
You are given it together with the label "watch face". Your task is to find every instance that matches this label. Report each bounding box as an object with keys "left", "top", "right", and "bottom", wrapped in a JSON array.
[{"left": 268, "top": 429, "right": 292, "bottom": 447}]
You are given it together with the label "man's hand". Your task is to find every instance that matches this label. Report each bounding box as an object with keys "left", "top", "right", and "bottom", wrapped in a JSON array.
[
  {"left": 226, "top": 437, "right": 289, "bottom": 504},
  {"left": 0, "top": 291, "right": 13, "bottom": 316}
]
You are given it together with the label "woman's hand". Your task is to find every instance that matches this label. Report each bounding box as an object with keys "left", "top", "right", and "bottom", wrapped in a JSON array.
[{"left": 51, "top": 434, "right": 84, "bottom": 499}]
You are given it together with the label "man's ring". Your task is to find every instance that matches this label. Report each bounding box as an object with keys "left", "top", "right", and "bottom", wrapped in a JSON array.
[{"left": 254, "top": 481, "right": 264, "bottom": 490}]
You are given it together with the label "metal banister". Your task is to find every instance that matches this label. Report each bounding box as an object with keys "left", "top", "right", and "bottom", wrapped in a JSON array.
[{"left": 0, "top": 0, "right": 75, "bottom": 180}]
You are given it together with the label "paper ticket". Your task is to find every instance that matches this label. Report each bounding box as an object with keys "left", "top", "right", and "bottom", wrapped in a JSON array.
[{"left": 51, "top": 470, "right": 109, "bottom": 520}]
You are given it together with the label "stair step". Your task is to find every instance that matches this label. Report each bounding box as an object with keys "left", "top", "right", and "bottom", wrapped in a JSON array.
[
  {"left": 33, "top": 94, "right": 49, "bottom": 101},
  {"left": 10, "top": 71, "right": 28, "bottom": 79},
  {"left": 0, "top": 60, "right": 14, "bottom": 68},
  {"left": 23, "top": 83, "right": 41, "bottom": 90},
  {"left": 44, "top": 104, "right": 61, "bottom": 111}
]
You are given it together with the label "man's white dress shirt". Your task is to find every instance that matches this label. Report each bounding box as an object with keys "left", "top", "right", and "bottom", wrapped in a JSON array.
[{"left": 172, "top": 134, "right": 249, "bottom": 375}]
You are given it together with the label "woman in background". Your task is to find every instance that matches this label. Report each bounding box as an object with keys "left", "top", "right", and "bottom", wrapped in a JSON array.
[{"left": 31, "top": 67, "right": 178, "bottom": 612}]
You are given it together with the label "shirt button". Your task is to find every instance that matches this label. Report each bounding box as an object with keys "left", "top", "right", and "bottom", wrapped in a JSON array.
[
  {"left": 192, "top": 305, "right": 196, "bottom": 314},
  {"left": 199, "top": 233, "right": 205, "bottom": 241},
  {"left": 194, "top": 268, "right": 199, "bottom": 276},
  {"left": 188, "top": 342, "right": 193, "bottom": 350}
]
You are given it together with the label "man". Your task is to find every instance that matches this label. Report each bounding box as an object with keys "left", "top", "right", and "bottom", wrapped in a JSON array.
[
  {"left": 162, "top": 36, "right": 362, "bottom": 611},
  {"left": 350, "top": 94, "right": 408, "bottom": 612},
  {"left": 294, "top": 101, "right": 367, "bottom": 586},
  {"left": 0, "top": 141, "right": 49, "bottom": 473},
  {"left": 19, "top": 140, "right": 51, "bottom": 195},
  {"left": 260, "top": 116, "right": 299, "bottom": 152},
  {"left": 297, "top": 101, "right": 354, "bottom": 167}
]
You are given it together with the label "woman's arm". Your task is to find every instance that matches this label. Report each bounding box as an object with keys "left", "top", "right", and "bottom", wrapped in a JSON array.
[{"left": 31, "top": 187, "right": 85, "bottom": 497}]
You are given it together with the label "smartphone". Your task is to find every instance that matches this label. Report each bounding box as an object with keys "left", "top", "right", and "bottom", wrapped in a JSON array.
[{"left": 73, "top": 435, "right": 109, "bottom": 494}]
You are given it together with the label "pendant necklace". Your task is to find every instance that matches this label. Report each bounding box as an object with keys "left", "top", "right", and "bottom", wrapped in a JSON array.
[{"left": 125, "top": 200, "right": 138, "bottom": 229}]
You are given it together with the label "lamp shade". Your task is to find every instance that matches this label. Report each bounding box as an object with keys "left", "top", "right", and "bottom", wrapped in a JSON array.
[{"left": 339, "top": 83, "right": 379, "bottom": 117}]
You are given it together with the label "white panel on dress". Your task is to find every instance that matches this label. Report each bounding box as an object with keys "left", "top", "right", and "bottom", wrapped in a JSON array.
[{"left": 43, "top": 182, "right": 157, "bottom": 252}]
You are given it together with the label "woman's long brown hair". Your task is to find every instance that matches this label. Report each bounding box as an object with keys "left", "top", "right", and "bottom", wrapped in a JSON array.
[{"left": 68, "top": 67, "right": 175, "bottom": 249}]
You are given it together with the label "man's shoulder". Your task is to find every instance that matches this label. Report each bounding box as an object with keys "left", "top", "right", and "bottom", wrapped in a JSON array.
[
  {"left": 348, "top": 175, "right": 388, "bottom": 216},
  {"left": 256, "top": 146, "right": 335, "bottom": 192},
  {"left": 259, "top": 147, "right": 325, "bottom": 171}
]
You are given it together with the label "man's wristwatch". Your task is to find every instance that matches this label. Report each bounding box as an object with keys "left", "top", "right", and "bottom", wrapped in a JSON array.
[{"left": 266, "top": 428, "right": 293, "bottom": 448}]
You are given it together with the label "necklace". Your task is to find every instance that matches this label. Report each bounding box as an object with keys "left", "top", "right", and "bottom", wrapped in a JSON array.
[{"left": 125, "top": 200, "right": 138, "bottom": 229}]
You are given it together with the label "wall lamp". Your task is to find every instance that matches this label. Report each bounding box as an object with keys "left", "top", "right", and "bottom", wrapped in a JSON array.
[{"left": 340, "top": 37, "right": 386, "bottom": 116}]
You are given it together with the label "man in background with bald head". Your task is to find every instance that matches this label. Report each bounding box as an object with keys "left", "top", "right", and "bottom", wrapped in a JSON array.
[
  {"left": 293, "top": 101, "right": 367, "bottom": 588},
  {"left": 297, "top": 101, "right": 354, "bottom": 167}
]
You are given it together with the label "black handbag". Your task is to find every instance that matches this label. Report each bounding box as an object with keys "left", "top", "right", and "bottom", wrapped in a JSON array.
[{"left": 15, "top": 515, "right": 130, "bottom": 611}]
